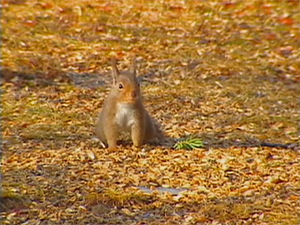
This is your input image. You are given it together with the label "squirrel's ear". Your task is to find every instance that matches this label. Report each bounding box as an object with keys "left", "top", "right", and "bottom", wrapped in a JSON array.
[
  {"left": 129, "top": 56, "right": 136, "bottom": 77},
  {"left": 111, "top": 57, "right": 119, "bottom": 84}
]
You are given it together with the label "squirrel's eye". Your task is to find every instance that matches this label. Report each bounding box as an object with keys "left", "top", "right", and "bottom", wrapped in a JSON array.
[{"left": 119, "top": 83, "right": 123, "bottom": 89}]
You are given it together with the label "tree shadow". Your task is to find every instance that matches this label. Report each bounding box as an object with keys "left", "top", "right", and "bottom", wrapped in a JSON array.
[
  {"left": 1, "top": 67, "right": 109, "bottom": 89},
  {"left": 1, "top": 67, "right": 70, "bottom": 87},
  {"left": 165, "top": 132, "right": 299, "bottom": 151},
  {"left": 0, "top": 195, "right": 30, "bottom": 213},
  {"left": 197, "top": 132, "right": 299, "bottom": 150}
]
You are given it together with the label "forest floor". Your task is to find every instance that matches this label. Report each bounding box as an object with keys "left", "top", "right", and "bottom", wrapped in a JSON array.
[{"left": 1, "top": 0, "right": 300, "bottom": 224}]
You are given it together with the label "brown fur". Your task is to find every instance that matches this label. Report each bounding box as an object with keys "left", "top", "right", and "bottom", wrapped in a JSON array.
[{"left": 95, "top": 57, "right": 163, "bottom": 150}]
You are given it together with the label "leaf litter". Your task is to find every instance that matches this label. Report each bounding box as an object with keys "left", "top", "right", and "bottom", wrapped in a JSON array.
[{"left": 1, "top": 0, "right": 300, "bottom": 224}]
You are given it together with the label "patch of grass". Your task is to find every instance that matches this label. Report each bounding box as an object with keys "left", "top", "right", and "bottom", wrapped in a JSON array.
[{"left": 174, "top": 136, "right": 204, "bottom": 150}]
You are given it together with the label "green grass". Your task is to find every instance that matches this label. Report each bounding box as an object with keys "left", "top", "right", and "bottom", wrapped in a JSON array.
[{"left": 174, "top": 137, "right": 204, "bottom": 150}]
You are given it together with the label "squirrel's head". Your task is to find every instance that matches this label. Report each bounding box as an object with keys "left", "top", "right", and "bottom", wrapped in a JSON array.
[{"left": 111, "top": 57, "right": 141, "bottom": 104}]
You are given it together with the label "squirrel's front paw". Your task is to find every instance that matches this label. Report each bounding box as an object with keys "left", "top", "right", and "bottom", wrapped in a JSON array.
[
  {"left": 132, "top": 144, "right": 141, "bottom": 151},
  {"left": 108, "top": 143, "right": 117, "bottom": 152}
]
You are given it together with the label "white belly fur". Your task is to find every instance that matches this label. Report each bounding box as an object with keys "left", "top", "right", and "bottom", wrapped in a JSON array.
[{"left": 115, "top": 103, "right": 136, "bottom": 132}]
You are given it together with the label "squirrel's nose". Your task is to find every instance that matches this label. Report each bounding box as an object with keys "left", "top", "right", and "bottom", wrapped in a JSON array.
[{"left": 131, "top": 91, "right": 137, "bottom": 98}]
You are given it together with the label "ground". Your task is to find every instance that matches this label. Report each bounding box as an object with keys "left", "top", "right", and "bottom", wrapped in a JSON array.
[{"left": 1, "top": 0, "right": 300, "bottom": 224}]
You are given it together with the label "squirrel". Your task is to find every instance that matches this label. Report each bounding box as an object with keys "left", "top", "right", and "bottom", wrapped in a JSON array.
[{"left": 95, "top": 57, "right": 164, "bottom": 150}]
